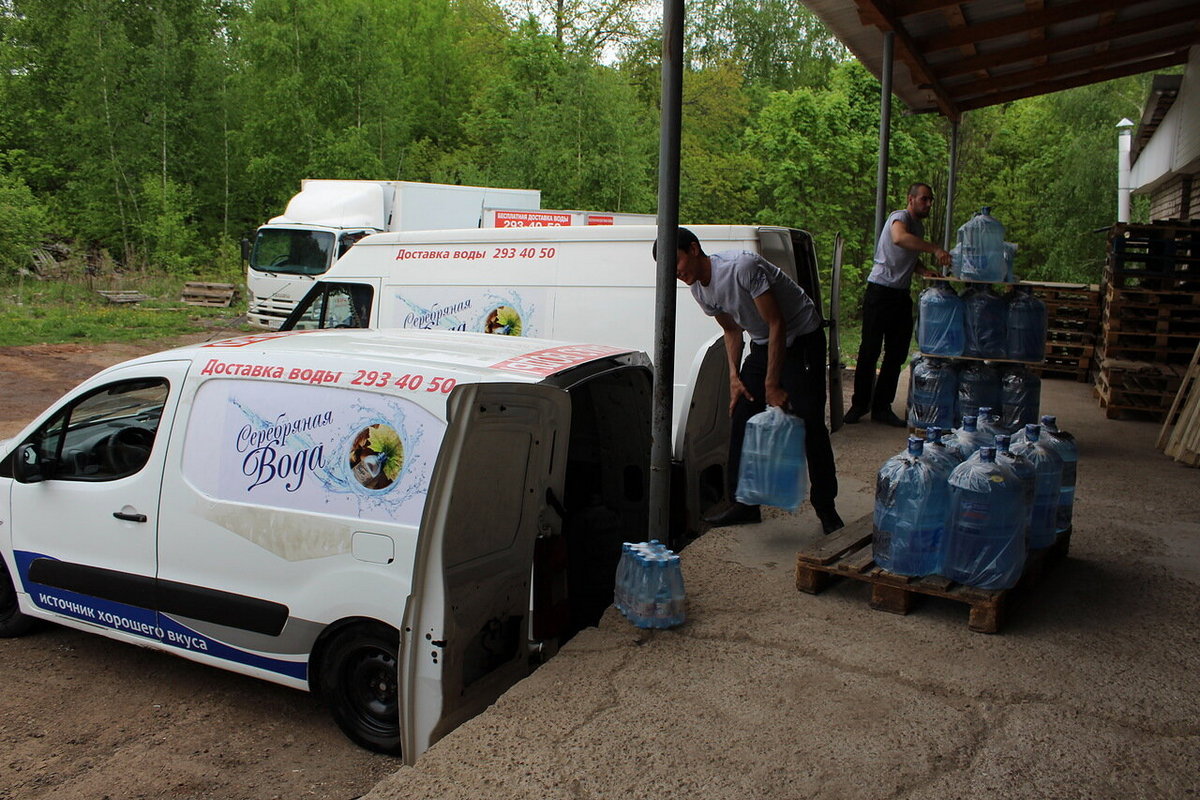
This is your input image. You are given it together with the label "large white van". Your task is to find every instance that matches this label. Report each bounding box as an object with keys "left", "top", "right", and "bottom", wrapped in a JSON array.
[
  {"left": 0, "top": 329, "right": 653, "bottom": 762},
  {"left": 279, "top": 224, "right": 825, "bottom": 537}
]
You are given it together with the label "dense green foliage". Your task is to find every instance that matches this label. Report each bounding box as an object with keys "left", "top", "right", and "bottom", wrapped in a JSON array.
[{"left": 0, "top": 0, "right": 1155, "bottom": 317}]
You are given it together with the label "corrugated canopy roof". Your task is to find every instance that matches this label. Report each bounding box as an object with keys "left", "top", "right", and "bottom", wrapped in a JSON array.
[{"left": 802, "top": 0, "right": 1200, "bottom": 119}]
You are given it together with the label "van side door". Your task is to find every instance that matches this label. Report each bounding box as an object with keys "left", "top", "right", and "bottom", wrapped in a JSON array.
[
  {"left": 399, "top": 382, "right": 570, "bottom": 764},
  {"left": 7, "top": 362, "right": 190, "bottom": 639}
]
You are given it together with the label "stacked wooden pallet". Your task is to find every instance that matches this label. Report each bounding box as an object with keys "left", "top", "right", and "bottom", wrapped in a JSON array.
[
  {"left": 1096, "top": 221, "right": 1200, "bottom": 421},
  {"left": 1026, "top": 281, "right": 1101, "bottom": 382}
]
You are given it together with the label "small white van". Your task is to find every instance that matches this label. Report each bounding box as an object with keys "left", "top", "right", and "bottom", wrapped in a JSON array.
[
  {"left": 0, "top": 329, "right": 653, "bottom": 762},
  {"left": 280, "top": 224, "right": 825, "bottom": 537}
]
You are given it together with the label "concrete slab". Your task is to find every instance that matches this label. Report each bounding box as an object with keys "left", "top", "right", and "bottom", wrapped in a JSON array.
[{"left": 364, "top": 377, "right": 1200, "bottom": 800}]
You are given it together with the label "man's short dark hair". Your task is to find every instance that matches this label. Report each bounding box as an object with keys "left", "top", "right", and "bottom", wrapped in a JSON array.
[
  {"left": 651, "top": 227, "right": 703, "bottom": 260},
  {"left": 907, "top": 182, "right": 933, "bottom": 199}
]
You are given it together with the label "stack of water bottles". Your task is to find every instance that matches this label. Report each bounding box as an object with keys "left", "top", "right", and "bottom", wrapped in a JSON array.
[
  {"left": 614, "top": 540, "right": 686, "bottom": 629},
  {"left": 909, "top": 354, "right": 1041, "bottom": 434},
  {"left": 950, "top": 207, "right": 1017, "bottom": 283},
  {"left": 872, "top": 415, "right": 1078, "bottom": 591},
  {"left": 918, "top": 283, "right": 1047, "bottom": 363}
]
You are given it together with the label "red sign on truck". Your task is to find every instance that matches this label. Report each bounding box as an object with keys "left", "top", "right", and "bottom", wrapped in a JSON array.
[{"left": 493, "top": 211, "right": 573, "bottom": 228}]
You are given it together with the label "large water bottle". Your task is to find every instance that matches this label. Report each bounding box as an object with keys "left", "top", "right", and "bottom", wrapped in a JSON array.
[
  {"left": 908, "top": 356, "right": 958, "bottom": 430},
  {"left": 941, "top": 446, "right": 1027, "bottom": 590},
  {"left": 954, "top": 208, "right": 1008, "bottom": 282},
  {"left": 918, "top": 284, "right": 965, "bottom": 356},
  {"left": 735, "top": 407, "right": 807, "bottom": 510},
  {"left": 922, "top": 426, "right": 963, "bottom": 473},
  {"left": 1005, "top": 286, "right": 1046, "bottom": 361},
  {"left": 962, "top": 285, "right": 1007, "bottom": 358},
  {"left": 1000, "top": 365, "right": 1041, "bottom": 434},
  {"left": 1036, "top": 415, "right": 1078, "bottom": 533},
  {"left": 994, "top": 433, "right": 1036, "bottom": 542},
  {"left": 943, "top": 415, "right": 990, "bottom": 461},
  {"left": 957, "top": 363, "right": 1002, "bottom": 423},
  {"left": 873, "top": 437, "right": 949, "bottom": 577},
  {"left": 1010, "top": 425, "right": 1064, "bottom": 549}
]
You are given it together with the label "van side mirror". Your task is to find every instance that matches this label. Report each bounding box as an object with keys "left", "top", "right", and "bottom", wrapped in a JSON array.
[
  {"left": 12, "top": 443, "right": 56, "bottom": 483},
  {"left": 241, "top": 237, "right": 252, "bottom": 264}
]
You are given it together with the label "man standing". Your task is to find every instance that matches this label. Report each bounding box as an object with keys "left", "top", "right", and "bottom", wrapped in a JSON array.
[
  {"left": 845, "top": 183, "right": 952, "bottom": 426},
  {"left": 665, "top": 228, "right": 843, "bottom": 534}
]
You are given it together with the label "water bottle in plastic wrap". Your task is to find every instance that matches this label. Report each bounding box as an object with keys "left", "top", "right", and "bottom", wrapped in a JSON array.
[
  {"left": 1010, "top": 424, "right": 1064, "bottom": 549},
  {"left": 941, "top": 446, "right": 1027, "bottom": 590},
  {"left": 908, "top": 356, "right": 959, "bottom": 430},
  {"left": 1001, "top": 365, "right": 1042, "bottom": 434},
  {"left": 953, "top": 208, "right": 1009, "bottom": 282},
  {"left": 957, "top": 365, "right": 1002, "bottom": 424},
  {"left": 918, "top": 284, "right": 965, "bottom": 356},
  {"left": 1006, "top": 286, "right": 1047, "bottom": 361},
  {"left": 962, "top": 285, "right": 1008, "bottom": 358},
  {"left": 873, "top": 437, "right": 950, "bottom": 577},
  {"left": 943, "top": 415, "right": 990, "bottom": 461},
  {"left": 735, "top": 406, "right": 807, "bottom": 510}
]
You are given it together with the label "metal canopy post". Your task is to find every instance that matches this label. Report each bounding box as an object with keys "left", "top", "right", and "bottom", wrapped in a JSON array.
[
  {"left": 650, "top": 0, "right": 684, "bottom": 539},
  {"left": 944, "top": 117, "right": 959, "bottom": 257},
  {"left": 873, "top": 31, "right": 895, "bottom": 241}
]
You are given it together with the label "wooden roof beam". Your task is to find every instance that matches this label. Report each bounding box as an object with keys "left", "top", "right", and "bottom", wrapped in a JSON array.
[
  {"left": 955, "top": 49, "right": 1190, "bottom": 111},
  {"left": 859, "top": 0, "right": 962, "bottom": 119},
  {"left": 917, "top": 0, "right": 1137, "bottom": 54},
  {"left": 949, "top": 31, "right": 1200, "bottom": 99},
  {"left": 934, "top": 10, "right": 1200, "bottom": 78}
]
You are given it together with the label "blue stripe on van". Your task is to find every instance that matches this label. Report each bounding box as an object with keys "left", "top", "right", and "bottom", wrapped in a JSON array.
[{"left": 14, "top": 551, "right": 308, "bottom": 682}]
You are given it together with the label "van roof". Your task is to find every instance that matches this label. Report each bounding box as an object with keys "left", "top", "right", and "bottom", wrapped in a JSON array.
[{"left": 129, "top": 329, "right": 644, "bottom": 384}]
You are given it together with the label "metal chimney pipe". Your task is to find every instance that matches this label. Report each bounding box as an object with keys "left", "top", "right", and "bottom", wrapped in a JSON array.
[{"left": 1117, "top": 118, "right": 1134, "bottom": 223}]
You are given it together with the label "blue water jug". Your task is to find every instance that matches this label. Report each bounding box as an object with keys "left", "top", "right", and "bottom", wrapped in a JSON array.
[
  {"left": 1006, "top": 286, "right": 1047, "bottom": 361},
  {"left": 943, "top": 415, "right": 990, "bottom": 461},
  {"left": 1035, "top": 415, "right": 1078, "bottom": 533},
  {"left": 941, "top": 446, "right": 1027, "bottom": 590},
  {"left": 1001, "top": 366, "right": 1041, "bottom": 434},
  {"left": 953, "top": 208, "right": 1008, "bottom": 282},
  {"left": 908, "top": 356, "right": 958, "bottom": 430},
  {"left": 922, "top": 426, "right": 964, "bottom": 472},
  {"left": 1010, "top": 425, "right": 1064, "bottom": 549},
  {"left": 735, "top": 406, "right": 807, "bottom": 510},
  {"left": 873, "top": 437, "right": 950, "bottom": 577},
  {"left": 994, "top": 434, "right": 1036, "bottom": 543},
  {"left": 957, "top": 364, "right": 1001, "bottom": 423},
  {"left": 962, "top": 286, "right": 1007, "bottom": 358},
  {"left": 918, "top": 284, "right": 965, "bottom": 356}
]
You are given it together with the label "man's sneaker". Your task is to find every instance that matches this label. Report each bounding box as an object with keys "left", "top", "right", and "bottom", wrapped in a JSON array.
[
  {"left": 843, "top": 406, "right": 869, "bottom": 424},
  {"left": 816, "top": 507, "right": 845, "bottom": 535},
  {"left": 703, "top": 502, "right": 762, "bottom": 527},
  {"left": 872, "top": 410, "right": 908, "bottom": 428}
]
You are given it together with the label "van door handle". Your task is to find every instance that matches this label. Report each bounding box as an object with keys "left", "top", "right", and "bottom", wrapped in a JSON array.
[{"left": 113, "top": 511, "right": 148, "bottom": 523}]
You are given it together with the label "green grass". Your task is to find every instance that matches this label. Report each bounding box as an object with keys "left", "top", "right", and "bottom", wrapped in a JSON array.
[{"left": 0, "top": 277, "right": 253, "bottom": 347}]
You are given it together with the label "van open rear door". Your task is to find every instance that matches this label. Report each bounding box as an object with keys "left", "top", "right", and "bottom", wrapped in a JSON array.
[{"left": 399, "top": 382, "right": 570, "bottom": 764}]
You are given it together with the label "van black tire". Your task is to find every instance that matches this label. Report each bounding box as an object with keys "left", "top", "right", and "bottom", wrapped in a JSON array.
[
  {"left": 0, "top": 557, "right": 35, "bottom": 638},
  {"left": 320, "top": 623, "right": 402, "bottom": 755}
]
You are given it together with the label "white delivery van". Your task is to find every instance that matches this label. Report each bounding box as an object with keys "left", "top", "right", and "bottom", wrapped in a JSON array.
[
  {"left": 278, "top": 224, "right": 825, "bottom": 539},
  {"left": 0, "top": 329, "right": 652, "bottom": 762}
]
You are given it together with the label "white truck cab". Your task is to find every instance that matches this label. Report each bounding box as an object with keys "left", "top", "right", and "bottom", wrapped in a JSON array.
[
  {"left": 0, "top": 329, "right": 652, "bottom": 762},
  {"left": 279, "top": 224, "right": 826, "bottom": 539}
]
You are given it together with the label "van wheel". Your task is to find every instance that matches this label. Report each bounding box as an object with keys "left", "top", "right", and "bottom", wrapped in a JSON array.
[
  {"left": 0, "top": 557, "right": 35, "bottom": 638},
  {"left": 320, "top": 624, "right": 402, "bottom": 755}
]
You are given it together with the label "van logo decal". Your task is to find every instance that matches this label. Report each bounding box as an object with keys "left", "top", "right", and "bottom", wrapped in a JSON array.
[{"left": 391, "top": 289, "right": 542, "bottom": 337}]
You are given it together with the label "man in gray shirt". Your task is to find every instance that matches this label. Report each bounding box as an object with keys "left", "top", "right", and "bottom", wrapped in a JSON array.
[
  {"left": 664, "top": 228, "right": 842, "bottom": 534},
  {"left": 846, "top": 183, "right": 951, "bottom": 426}
]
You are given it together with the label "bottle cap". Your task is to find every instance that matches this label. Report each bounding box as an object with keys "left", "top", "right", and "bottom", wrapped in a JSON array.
[
  {"left": 1025, "top": 423, "right": 1041, "bottom": 441},
  {"left": 980, "top": 446, "right": 996, "bottom": 462}
]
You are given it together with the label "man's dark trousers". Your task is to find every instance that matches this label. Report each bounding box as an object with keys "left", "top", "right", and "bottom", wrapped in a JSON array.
[
  {"left": 851, "top": 282, "right": 913, "bottom": 415},
  {"left": 726, "top": 328, "right": 837, "bottom": 513}
]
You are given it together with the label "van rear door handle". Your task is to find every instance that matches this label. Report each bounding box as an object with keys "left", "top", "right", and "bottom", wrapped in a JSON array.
[{"left": 113, "top": 511, "right": 148, "bottom": 523}]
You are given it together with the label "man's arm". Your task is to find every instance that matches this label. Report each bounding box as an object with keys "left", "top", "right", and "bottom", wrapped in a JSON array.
[
  {"left": 715, "top": 312, "right": 752, "bottom": 416},
  {"left": 751, "top": 289, "right": 790, "bottom": 411},
  {"left": 891, "top": 218, "right": 951, "bottom": 271}
]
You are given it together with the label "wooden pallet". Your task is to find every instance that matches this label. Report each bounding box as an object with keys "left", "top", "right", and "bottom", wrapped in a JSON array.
[
  {"left": 96, "top": 289, "right": 148, "bottom": 304},
  {"left": 182, "top": 281, "right": 238, "bottom": 307},
  {"left": 794, "top": 517, "right": 1071, "bottom": 633}
]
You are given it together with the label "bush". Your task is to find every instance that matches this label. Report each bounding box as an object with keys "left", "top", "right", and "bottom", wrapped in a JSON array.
[{"left": 0, "top": 174, "right": 52, "bottom": 278}]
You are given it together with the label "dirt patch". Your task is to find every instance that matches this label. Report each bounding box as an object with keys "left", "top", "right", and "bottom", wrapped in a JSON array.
[{"left": 0, "top": 338, "right": 400, "bottom": 799}]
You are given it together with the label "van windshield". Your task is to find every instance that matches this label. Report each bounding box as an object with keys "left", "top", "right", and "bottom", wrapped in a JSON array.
[
  {"left": 283, "top": 283, "right": 374, "bottom": 330},
  {"left": 250, "top": 229, "right": 335, "bottom": 276}
]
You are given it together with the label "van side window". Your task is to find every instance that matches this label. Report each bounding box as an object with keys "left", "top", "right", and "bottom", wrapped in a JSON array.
[
  {"left": 26, "top": 378, "right": 169, "bottom": 481},
  {"left": 287, "top": 283, "right": 374, "bottom": 330}
]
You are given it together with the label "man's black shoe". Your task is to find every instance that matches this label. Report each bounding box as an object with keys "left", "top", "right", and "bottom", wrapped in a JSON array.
[
  {"left": 703, "top": 502, "right": 762, "bottom": 527},
  {"left": 816, "top": 508, "right": 845, "bottom": 535},
  {"left": 843, "top": 406, "right": 868, "bottom": 424},
  {"left": 872, "top": 410, "right": 908, "bottom": 428}
]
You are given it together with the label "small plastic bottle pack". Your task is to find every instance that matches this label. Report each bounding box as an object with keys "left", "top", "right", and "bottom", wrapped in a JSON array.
[{"left": 614, "top": 540, "right": 686, "bottom": 629}]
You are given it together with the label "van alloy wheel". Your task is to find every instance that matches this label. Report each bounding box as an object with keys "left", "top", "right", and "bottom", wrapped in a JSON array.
[
  {"left": 321, "top": 624, "right": 402, "bottom": 755},
  {"left": 0, "top": 557, "right": 35, "bottom": 638}
]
